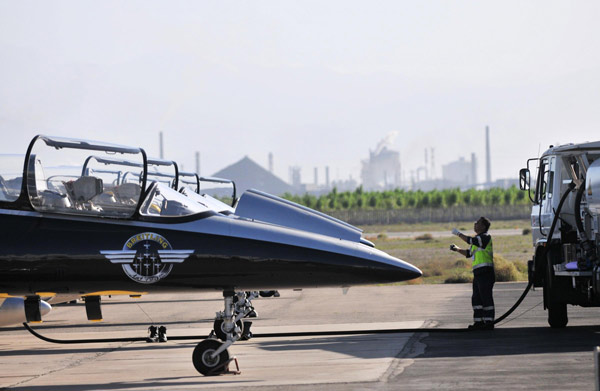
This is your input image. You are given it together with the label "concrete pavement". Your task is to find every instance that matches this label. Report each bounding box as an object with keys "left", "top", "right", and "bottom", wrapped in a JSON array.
[{"left": 1, "top": 284, "right": 600, "bottom": 390}]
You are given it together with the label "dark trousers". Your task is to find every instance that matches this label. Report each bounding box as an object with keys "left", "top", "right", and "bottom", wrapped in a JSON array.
[{"left": 472, "top": 266, "right": 495, "bottom": 323}]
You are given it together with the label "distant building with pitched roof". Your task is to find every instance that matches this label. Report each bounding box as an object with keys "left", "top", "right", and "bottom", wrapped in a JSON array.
[{"left": 212, "top": 156, "right": 294, "bottom": 196}]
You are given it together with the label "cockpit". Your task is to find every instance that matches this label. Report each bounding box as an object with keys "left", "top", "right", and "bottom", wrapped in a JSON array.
[
  {"left": 0, "top": 135, "right": 243, "bottom": 221},
  {"left": 19, "top": 136, "right": 145, "bottom": 218},
  {"left": 0, "top": 135, "right": 213, "bottom": 219}
]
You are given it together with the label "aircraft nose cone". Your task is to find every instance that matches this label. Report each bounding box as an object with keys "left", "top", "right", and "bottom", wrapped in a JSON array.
[
  {"left": 402, "top": 262, "right": 422, "bottom": 280},
  {"left": 367, "top": 248, "right": 422, "bottom": 282},
  {"left": 389, "top": 259, "right": 422, "bottom": 281}
]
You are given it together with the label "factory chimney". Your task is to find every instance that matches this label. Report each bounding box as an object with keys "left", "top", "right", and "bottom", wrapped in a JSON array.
[
  {"left": 314, "top": 167, "right": 318, "bottom": 185},
  {"left": 325, "top": 166, "right": 330, "bottom": 188},
  {"left": 195, "top": 151, "right": 200, "bottom": 175},
  {"left": 268, "top": 152, "right": 273, "bottom": 173},
  {"left": 159, "top": 132, "right": 164, "bottom": 159},
  {"left": 471, "top": 153, "right": 477, "bottom": 187},
  {"left": 430, "top": 148, "right": 435, "bottom": 180},
  {"left": 485, "top": 126, "right": 491, "bottom": 186}
]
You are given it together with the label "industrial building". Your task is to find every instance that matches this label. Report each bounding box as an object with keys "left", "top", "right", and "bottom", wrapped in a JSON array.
[
  {"left": 360, "top": 142, "right": 402, "bottom": 191},
  {"left": 200, "top": 126, "right": 518, "bottom": 196},
  {"left": 211, "top": 156, "right": 294, "bottom": 196},
  {"left": 441, "top": 153, "right": 478, "bottom": 188}
]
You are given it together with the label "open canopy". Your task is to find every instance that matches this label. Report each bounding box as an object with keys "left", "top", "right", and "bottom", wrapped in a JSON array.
[{"left": 25, "top": 135, "right": 146, "bottom": 218}]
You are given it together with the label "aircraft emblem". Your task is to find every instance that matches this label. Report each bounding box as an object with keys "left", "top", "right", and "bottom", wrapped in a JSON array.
[{"left": 101, "top": 232, "right": 194, "bottom": 284}]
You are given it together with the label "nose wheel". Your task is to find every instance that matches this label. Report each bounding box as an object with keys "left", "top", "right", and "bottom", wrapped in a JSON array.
[{"left": 192, "top": 339, "right": 230, "bottom": 376}]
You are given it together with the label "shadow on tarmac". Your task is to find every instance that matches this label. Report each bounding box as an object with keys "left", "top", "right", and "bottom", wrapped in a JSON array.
[
  {"left": 419, "top": 325, "right": 600, "bottom": 358},
  {"left": 7, "top": 378, "right": 261, "bottom": 391},
  {"left": 0, "top": 341, "right": 203, "bottom": 357},
  {"left": 252, "top": 334, "right": 409, "bottom": 359},
  {"left": 52, "top": 298, "right": 222, "bottom": 306},
  {"left": 1, "top": 319, "right": 213, "bottom": 332}
]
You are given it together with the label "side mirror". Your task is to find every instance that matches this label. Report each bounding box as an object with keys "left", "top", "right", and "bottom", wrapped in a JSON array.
[{"left": 519, "top": 168, "right": 530, "bottom": 191}]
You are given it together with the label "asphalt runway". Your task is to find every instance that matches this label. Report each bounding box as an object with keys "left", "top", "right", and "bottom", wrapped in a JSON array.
[{"left": 1, "top": 283, "right": 600, "bottom": 390}]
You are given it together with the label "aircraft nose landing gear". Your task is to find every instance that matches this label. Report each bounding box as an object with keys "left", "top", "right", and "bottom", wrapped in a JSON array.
[
  {"left": 192, "top": 339, "right": 231, "bottom": 375},
  {"left": 192, "top": 290, "right": 242, "bottom": 376}
]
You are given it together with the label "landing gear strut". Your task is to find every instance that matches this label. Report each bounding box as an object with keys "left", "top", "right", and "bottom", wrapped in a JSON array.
[
  {"left": 192, "top": 291, "right": 242, "bottom": 376},
  {"left": 213, "top": 291, "right": 257, "bottom": 341}
]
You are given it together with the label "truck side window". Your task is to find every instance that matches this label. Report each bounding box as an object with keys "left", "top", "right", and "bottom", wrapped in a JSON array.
[
  {"left": 547, "top": 157, "right": 555, "bottom": 199},
  {"left": 536, "top": 159, "right": 547, "bottom": 204}
]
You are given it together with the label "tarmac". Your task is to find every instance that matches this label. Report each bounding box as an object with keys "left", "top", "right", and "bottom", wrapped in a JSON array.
[{"left": 1, "top": 283, "right": 600, "bottom": 390}]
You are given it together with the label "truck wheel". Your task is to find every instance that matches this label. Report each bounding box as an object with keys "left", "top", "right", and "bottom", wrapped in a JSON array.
[{"left": 545, "top": 255, "right": 568, "bottom": 328}]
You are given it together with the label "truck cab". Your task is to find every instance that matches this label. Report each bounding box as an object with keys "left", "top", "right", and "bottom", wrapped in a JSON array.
[{"left": 520, "top": 142, "right": 600, "bottom": 327}]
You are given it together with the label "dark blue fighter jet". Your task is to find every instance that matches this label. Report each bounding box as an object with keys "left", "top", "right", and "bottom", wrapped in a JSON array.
[{"left": 0, "top": 135, "right": 421, "bottom": 375}]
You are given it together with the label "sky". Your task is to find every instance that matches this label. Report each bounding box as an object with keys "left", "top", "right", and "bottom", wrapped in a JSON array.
[{"left": 1, "top": 1, "right": 600, "bottom": 187}]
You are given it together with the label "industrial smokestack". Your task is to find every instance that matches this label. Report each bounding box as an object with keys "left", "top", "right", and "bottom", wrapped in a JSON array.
[
  {"left": 268, "top": 153, "right": 273, "bottom": 173},
  {"left": 471, "top": 153, "right": 477, "bottom": 187},
  {"left": 314, "top": 167, "right": 318, "bottom": 185},
  {"left": 159, "top": 132, "right": 164, "bottom": 159},
  {"left": 430, "top": 148, "right": 435, "bottom": 180},
  {"left": 326, "top": 166, "right": 330, "bottom": 188},
  {"left": 195, "top": 151, "right": 200, "bottom": 175},
  {"left": 424, "top": 149, "right": 429, "bottom": 180},
  {"left": 486, "top": 126, "right": 491, "bottom": 185}
]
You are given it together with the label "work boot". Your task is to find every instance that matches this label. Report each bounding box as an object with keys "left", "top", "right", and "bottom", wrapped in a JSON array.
[
  {"left": 158, "top": 326, "right": 167, "bottom": 342},
  {"left": 147, "top": 325, "right": 158, "bottom": 343},
  {"left": 467, "top": 322, "right": 484, "bottom": 330},
  {"left": 482, "top": 322, "right": 494, "bottom": 330}
]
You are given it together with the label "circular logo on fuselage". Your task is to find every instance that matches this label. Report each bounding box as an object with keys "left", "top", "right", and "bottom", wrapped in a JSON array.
[{"left": 122, "top": 232, "right": 174, "bottom": 284}]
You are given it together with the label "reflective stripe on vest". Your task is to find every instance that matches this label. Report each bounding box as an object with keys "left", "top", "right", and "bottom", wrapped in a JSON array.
[{"left": 471, "top": 238, "right": 493, "bottom": 269}]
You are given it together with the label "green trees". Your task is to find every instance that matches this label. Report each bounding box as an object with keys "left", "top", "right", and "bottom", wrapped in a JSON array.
[{"left": 282, "top": 185, "right": 529, "bottom": 212}]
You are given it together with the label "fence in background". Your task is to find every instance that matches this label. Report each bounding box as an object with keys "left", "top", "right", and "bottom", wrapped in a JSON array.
[{"left": 328, "top": 204, "right": 531, "bottom": 226}]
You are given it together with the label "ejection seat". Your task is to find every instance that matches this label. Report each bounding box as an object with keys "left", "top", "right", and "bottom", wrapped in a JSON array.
[
  {"left": 113, "top": 182, "right": 141, "bottom": 205},
  {"left": 64, "top": 176, "right": 104, "bottom": 211}
]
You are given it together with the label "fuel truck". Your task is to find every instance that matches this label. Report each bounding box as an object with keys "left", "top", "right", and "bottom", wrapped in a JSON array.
[{"left": 520, "top": 142, "right": 600, "bottom": 327}]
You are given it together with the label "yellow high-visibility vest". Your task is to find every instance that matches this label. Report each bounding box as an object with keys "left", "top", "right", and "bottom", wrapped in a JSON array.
[{"left": 471, "top": 238, "right": 493, "bottom": 269}]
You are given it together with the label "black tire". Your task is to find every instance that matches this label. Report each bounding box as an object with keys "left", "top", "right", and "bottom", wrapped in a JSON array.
[
  {"left": 192, "top": 339, "right": 230, "bottom": 376},
  {"left": 213, "top": 319, "right": 244, "bottom": 341},
  {"left": 545, "top": 255, "right": 568, "bottom": 328}
]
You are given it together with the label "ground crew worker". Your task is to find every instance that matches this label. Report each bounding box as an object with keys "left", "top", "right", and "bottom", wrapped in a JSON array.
[{"left": 449, "top": 216, "right": 495, "bottom": 330}]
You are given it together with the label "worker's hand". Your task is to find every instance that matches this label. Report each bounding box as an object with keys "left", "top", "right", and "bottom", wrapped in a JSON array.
[
  {"left": 451, "top": 228, "right": 461, "bottom": 236},
  {"left": 450, "top": 244, "right": 458, "bottom": 252}
]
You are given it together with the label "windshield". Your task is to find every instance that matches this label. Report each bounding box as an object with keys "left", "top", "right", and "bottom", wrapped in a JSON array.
[{"left": 140, "top": 183, "right": 209, "bottom": 217}]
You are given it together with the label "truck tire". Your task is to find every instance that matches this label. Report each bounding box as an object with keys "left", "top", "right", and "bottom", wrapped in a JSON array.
[{"left": 545, "top": 255, "right": 568, "bottom": 328}]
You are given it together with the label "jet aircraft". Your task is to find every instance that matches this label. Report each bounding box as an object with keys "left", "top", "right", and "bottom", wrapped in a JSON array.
[{"left": 0, "top": 135, "right": 421, "bottom": 375}]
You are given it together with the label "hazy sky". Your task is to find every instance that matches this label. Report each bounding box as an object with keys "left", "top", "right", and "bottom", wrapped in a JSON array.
[{"left": 1, "top": 1, "right": 599, "bottom": 186}]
